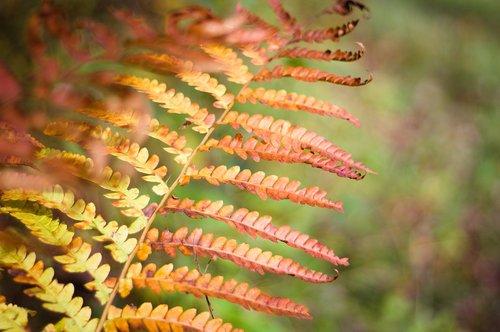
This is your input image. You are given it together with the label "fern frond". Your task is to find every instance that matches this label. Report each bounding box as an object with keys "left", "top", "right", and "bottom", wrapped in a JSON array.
[
  {"left": 105, "top": 303, "right": 242, "bottom": 332},
  {"left": 110, "top": 262, "right": 312, "bottom": 319},
  {"left": 221, "top": 111, "right": 374, "bottom": 175},
  {"left": 44, "top": 121, "right": 169, "bottom": 195},
  {"left": 144, "top": 227, "right": 336, "bottom": 283},
  {"left": 201, "top": 135, "right": 364, "bottom": 179},
  {"left": 237, "top": 87, "right": 360, "bottom": 126},
  {"left": 0, "top": 200, "right": 113, "bottom": 303},
  {"left": 201, "top": 45, "right": 253, "bottom": 84},
  {"left": 182, "top": 165, "right": 344, "bottom": 211},
  {"left": 161, "top": 196, "right": 349, "bottom": 266},
  {"left": 0, "top": 201, "right": 73, "bottom": 247},
  {"left": 0, "top": 245, "right": 98, "bottom": 332},
  {"left": 115, "top": 75, "right": 215, "bottom": 133},
  {"left": 253, "top": 65, "right": 372, "bottom": 86},
  {"left": 0, "top": 301, "right": 32, "bottom": 332},
  {"left": 291, "top": 20, "right": 359, "bottom": 44},
  {"left": 272, "top": 43, "right": 365, "bottom": 63},
  {"left": 74, "top": 107, "right": 192, "bottom": 163},
  {"left": 267, "top": 0, "right": 302, "bottom": 34},
  {"left": 35, "top": 148, "right": 149, "bottom": 234},
  {"left": 1, "top": 185, "right": 136, "bottom": 264},
  {"left": 123, "top": 53, "right": 234, "bottom": 109},
  {"left": 0, "top": 202, "right": 112, "bottom": 301}
]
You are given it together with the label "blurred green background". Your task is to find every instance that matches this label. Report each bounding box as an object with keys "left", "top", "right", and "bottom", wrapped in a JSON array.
[{"left": 1, "top": 0, "right": 499, "bottom": 331}]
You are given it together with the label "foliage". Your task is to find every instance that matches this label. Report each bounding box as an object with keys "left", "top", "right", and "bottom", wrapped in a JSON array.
[{"left": 0, "top": 0, "right": 372, "bottom": 331}]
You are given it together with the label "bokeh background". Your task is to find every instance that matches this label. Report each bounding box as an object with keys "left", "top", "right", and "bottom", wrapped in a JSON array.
[{"left": 1, "top": 0, "right": 499, "bottom": 331}]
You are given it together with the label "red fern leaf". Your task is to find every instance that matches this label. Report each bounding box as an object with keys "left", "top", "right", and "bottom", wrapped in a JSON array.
[
  {"left": 221, "top": 111, "right": 374, "bottom": 175},
  {"left": 267, "top": 0, "right": 302, "bottom": 34},
  {"left": 291, "top": 20, "right": 359, "bottom": 43},
  {"left": 161, "top": 196, "right": 349, "bottom": 266},
  {"left": 201, "top": 135, "right": 365, "bottom": 180},
  {"left": 237, "top": 86, "right": 360, "bottom": 126},
  {"left": 113, "top": 263, "right": 312, "bottom": 319},
  {"left": 181, "top": 165, "right": 344, "bottom": 211},
  {"left": 144, "top": 227, "right": 337, "bottom": 283},
  {"left": 253, "top": 64, "right": 372, "bottom": 86}
]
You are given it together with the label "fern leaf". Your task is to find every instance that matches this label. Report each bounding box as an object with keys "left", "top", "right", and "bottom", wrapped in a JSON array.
[
  {"left": 201, "top": 135, "right": 364, "bottom": 180},
  {"left": 181, "top": 165, "right": 344, "bottom": 211},
  {"left": 0, "top": 201, "right": 74, "bottom": 247},
  {"left": 221, "top": 111, "right": 374, "bottom": 175},
  {"left": 161, "top": 197, "right": 349, "bottom": 266},
  {"left": 0, "top": 200, "right": 112, "bottom": 303},
  {"left": 253, "top": 64, "right": 372, "bottom": 86},
  {"left": 75, "top": 110, "right": 191, "bottom": 162},
  {"left": 35, "top": 148, "right": 149, "bottom": 234},
  {"left": 115, "top": 75, "right": 215, "bottom": 133},
  {"left": 144, "top": 227, "right": 336, "bottom": 283},
  {"left": 1, "top": 185, "right": 135, "bottom": 263},
  {"left": 110, "top": 262, "right": 312, "bottom": 319},
  {"left": 123, "top": 54, "right": 234, "bottom": 109},
  {"left": 44, "top": 121, "right": 169, "bottom": 195},
  {"left": 0, "top": 245, "right": 98, "bottom": 332},
  {"left": 0, "top": 301, "right": 32, "bottom": 332},
  {"left": 105, "top": 303, "right": 242, "bottom": 332},
  {"left": 291, "top": 20, "right": 359, "bottom": 43},
  {"left": 201, "top": 45, "right": 253, "bottom": 84},
  {"left": 267, "top": 0, "right": 302, "bottom": 34},
  {"left": 237, "top": 86, "right": 360, "bottom": 126},
  {"left": 272, "top": 42, "right": 365, "bottom": 62}
]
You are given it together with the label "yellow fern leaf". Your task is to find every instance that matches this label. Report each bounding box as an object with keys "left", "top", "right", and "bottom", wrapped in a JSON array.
[
  {"left": 35, "top": 148, "right": 149, "bottom": 233},
  {"left": 1, "top": 185, "right": 135, "bottom": 263},
  {"left": 44, "top": 121, "right": 169, "bottom": 195},
  {"left": 123, "top": 53, "right": 234, "bottom": 109},
  {"left": 201, "top": 45, "right": 253, "bottom": 84},
  {"left": 0, "top": 245, "right": 98, "bottom": 332},
  {"left": 0, "top": 301, "right": 33, "bottom": 332},
  {"left": 115, "top": 75, "right": 215, "bottom": 133}
]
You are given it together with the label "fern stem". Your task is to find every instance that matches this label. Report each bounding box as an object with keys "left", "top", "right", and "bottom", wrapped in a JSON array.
[
  {"left": 96, "top": 20, "right": 298, "bottom": 328},
  {"left": 95, "top": 85, "right": 249, "bottom": 331},
  {"left": 194, "top": 250, "right": 215, "bottom": 318}
]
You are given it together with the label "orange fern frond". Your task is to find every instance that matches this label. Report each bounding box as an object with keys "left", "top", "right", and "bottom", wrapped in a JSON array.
[
  {"left": 161, "top": 196, "right": 349, "bottom": 265},
  {"left": 201, "top": 45, "right": 253, "bottom": 84},
  {"left": 123, "top": 54, "right": 234, "bottom": 109},
  {"left": 272, "top": 42, "right": 365, "bottom": 63},
  {"left": 237, "top": 86, "right": 360, "bottom": 126},
  {"left": 253, "top": 64, "right": 372, "bottom": 86},
  {"left": 221, "top": 111, "right": 374, "bottom": 175},
  {"left": 267, "top": 0, "right": 302, "bottom": 34},
  {"left": 110, "top": 262, "right": 312, "bottom": 319},
  {"left": 144, "top": 227, "right": 337, "bottom": 283},
  {"left": 200, "top": 135, "right": 365, "bottom": 180},
  {"left": 105, "top": 303, "right": 242, "bottom": 332},
  {"left": 181, "top": 165, "right": 344, "bottom": 211},
  {"left": 115, "top": 75, "right": 215, "bottom": 133}
]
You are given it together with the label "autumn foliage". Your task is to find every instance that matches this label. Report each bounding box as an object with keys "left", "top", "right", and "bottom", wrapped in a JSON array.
[{"left": 0, "top": 1, "right": 371, "bottom": 331}]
